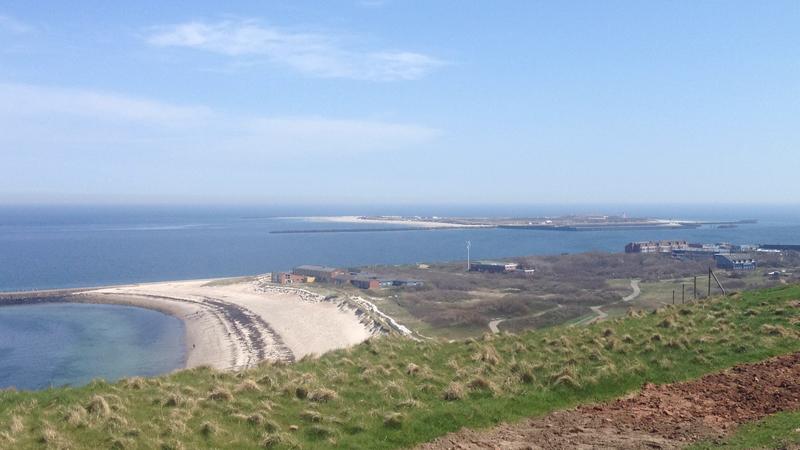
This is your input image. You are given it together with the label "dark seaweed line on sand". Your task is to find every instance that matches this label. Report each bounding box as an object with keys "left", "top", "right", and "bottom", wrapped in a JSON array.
[{"left": 202, "top": 297, "right": 295, "bottom": 364}]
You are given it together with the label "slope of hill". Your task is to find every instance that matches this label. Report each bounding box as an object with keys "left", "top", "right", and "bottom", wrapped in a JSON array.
[{"left": 2, "top": 285, "right": 800, "bottom": 449}]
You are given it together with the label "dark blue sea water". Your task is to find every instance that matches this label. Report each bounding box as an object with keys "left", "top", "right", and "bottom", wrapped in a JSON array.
[
  {"left": 1, "top": 204, "right": 799, "bottom": 292},
  {"left": 0, "top": 303, "right": 184, "bottom": 390},
  {"left": 0, "top": 204, "right": 798, "bottom": 389}
]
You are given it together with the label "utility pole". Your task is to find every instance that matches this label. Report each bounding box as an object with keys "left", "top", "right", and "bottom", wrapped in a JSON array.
[
  {"left": 694, "top": 276, "right": 697, "bottom": 300},
  {"left": 466, "top": 241, "right": 471, "bottom": 272},
  {"left": 707, "top": 267, "right": 712, "bottom": 298},
  {"left": 682, "top": 283, "right": 685, "bottom": 304},
  {"left": 672, "top": 290, "right": 675, "bottom": 305}
]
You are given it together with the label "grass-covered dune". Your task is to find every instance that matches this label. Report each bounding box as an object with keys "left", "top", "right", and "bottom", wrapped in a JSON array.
[{"left": 2, "top": 285, "right": 800, "bottom": 449}]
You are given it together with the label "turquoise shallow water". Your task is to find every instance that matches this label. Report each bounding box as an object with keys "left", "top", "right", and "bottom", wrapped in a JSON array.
[{"left": 0, "top": 303, "right": 185, "bottom": 390}]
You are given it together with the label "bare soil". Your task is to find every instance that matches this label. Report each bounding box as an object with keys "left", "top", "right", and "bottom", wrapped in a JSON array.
[{"left": 418, "top": 352, "right": 800, "bottom": 449}]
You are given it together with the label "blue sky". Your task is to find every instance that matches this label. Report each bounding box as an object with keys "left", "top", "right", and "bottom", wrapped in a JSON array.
[{"left": 0, "top": 1, "right": 798, "bottom": 205}]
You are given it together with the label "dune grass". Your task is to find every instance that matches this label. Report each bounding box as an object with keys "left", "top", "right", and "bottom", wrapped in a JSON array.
[{"left": 1, "top": 285, "right": 800, "bottom": 449}]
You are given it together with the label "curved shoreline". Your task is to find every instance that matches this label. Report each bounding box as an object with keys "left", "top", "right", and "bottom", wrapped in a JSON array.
[{"left": 0, "top": 276, "right": 385, "bottom": 372}]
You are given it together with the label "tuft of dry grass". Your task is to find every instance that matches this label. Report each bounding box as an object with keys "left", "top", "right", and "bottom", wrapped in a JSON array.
[
  {"left": 207, "top": 387, "right": 233, "bottom": 402},
  {"left": 261, "top": 432, "right": 298, "bottom": 448},
  {"left": 655, "top": 357, "right": 674, "bottom": 369},
  {"left": 0, "top": 432, "right": 15, "bottom": 445},
  {"left": 38, "top": 421, "right": 69, "bottom": 448},
  {"left": 299, "top": 410, "right": 323, "bottom": 423},
  {"left": 106, "top": 414, "right": 128, "bottom": 430},
  {"left": 405, "top": 363, "right": 420, "bottom": 375},
  {"left": 247, "top": 413, "right": 265, "bottom": 425},
  {"left": 9, "top": 415, "right": 23, "bottom": 435},
  {"left": 121, "top": 377, "right": 146, "bottom": 390},
  {"left": 761, "top": 324, "right": 790, "bottom": 336},
  {"left": 467, "top": 376, "right": 497, "bottom": 393},
  {"left": 472, "top": 345, "right": 501, "bottom": 366},
  {"left": 159, "top": 438, "right": 185, "bottom": 450},
  {"left": 383, "top": 412, "right": 403, "bottom": 428},
  {"left": 308, "top": 388, "right": 338, "bottom": 403},
  {"left": 199, "top": 421, "right": 217, "bottom": 437},
  {"left": 85, "top": 395, "right": 111, "bottom": 417},
  {"left": 110, "top": 437, "right": 133, "bottom": 449},
  {"left": 257, "top": 374, "right": 276, "bottom": 387},
  {"left": 552, "top": 374, "right": 581, "bottom": 389},
  {"left": 38, "top": 425, "right": 58, "bottom": 444},
  {"left": 64, "top": 405, "right": 87, "bottom": 427},
  {"left": 442, "top": 382, "right": 465, "bottom": 401},
  {"left": 396, "top": 398, "right": 421, "bottom": 409},
  {"left": 294, "top": 386, "right": 308, "bottom": 399},
  {"left": 658, "top": 317, "right": 676, "bottom": 328},
  {"left": 307, "top": 424, "right": 335, "bottom": 438},
  {"left": 235, "top": 379, "right": 262, "bottom": 393},
  {"left": 163, "top": 393, "right": 185, "bottom": 408}
]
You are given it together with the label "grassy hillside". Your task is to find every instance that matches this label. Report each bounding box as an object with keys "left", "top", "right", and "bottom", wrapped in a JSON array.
[
  {"left": 2, "top": 285, "right": 800, "bottom": 449},
  {"left": 690, "top": 411, "right": 800, "bottom": 449}
]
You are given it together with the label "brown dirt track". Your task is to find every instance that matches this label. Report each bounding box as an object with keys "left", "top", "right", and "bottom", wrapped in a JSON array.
[{"left": 417, "top": 352, "right": 800, "bottom": 449}]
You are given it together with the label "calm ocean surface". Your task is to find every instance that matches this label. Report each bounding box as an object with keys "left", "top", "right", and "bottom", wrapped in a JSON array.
[
  {"left": 0, "top": 303, "right": 184, "bottom": 390},
  {"left": 0, "top": 204, "right": 798, "bottom": 389}
]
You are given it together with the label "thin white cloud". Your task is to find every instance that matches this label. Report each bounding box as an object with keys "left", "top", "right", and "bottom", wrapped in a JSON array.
[
  {"left": 0, "top": 82, "right": 441, "bottom": 155},
  {"left": 0, "top": 82, "right": 212, "bottom": 124},
  {"left": 145, "top": 19, "right": 445, "bottom": 81},
  {"left": 242, "top": 117, "right": 440, "bottom": 152},
  {"left": 0, "top": 14, "right": 33, "bottom": 34}
]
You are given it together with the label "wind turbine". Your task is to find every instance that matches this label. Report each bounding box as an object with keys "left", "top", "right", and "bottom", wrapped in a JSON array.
[{"left": 466, "top": 240, "right": 471, "bottom": 271}]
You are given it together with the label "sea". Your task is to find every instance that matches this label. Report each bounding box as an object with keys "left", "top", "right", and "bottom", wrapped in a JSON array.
[{"left": 1, "top": 204, "right": 798, "bottom": 389}]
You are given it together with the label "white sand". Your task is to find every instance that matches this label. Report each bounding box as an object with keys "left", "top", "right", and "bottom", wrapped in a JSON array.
[
  {"left": 304, "top": 215, "right": 483, "bottom": 228},
  {"left": 73, "top": 277, "right": 379, "bottom": 370}
]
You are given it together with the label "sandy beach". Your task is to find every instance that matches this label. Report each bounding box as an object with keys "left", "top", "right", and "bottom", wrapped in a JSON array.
[
  {"left": 49, "top": 276, "right": 389, "bottom": 370},
  {"left": 303, "top": 215, "right": 485, "bottom": 228}
]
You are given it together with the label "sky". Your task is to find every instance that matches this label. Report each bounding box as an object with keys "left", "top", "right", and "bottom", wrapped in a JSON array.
[{"left": 0, "top": 1, "right": 798, "bottom": 205}]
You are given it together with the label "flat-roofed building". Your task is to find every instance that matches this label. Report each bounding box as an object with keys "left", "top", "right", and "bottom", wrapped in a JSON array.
[
  {"left": 272, "top": 272, "right": 308, "bottom": 284},
  {"left": 469, "top": 260, "right": 519, "bottom": 273},
  {"left": 292, "top": 265, "right": 344, "bottom": 282},
  {"left": 349, "top": 276, "right": 382, "bottom": 290},
  {"left": 715, "top": 253, "right": 757, "bottom": 271},
  {"left": 625, "top": 240, "right": 689, "bottom": 253}
]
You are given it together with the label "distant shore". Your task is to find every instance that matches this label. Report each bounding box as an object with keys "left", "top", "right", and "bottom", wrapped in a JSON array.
[
  {"left": 270, "top": 215, "right": 756, "bottom": 234},
  {"left": 0, "top": 277, "right": 383, "bottom": 371},
  {"left": 304, "top": 215, "right": 484, "bottom": 228}
]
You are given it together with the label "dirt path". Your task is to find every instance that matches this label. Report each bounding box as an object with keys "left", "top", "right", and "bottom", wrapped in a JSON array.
[
  {"left": 488, "top": 305, "right": 563, "bottom": 334},
  {"left": 574, "top": 279, "right": 640, "bottom": 326},
  {"left": 623, "top": 279, "right": 641, "bottom": 302},
  {"left": 417, "top": 351, "right": 800, "bottom": 449}
]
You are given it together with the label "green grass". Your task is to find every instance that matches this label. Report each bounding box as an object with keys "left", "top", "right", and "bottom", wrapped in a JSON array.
[
  {"left": 690, "top": 411, "right": 800, "bottom": 449},
  {"left": 2, "top": 285, "right": 800, "bottom": 449}
]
